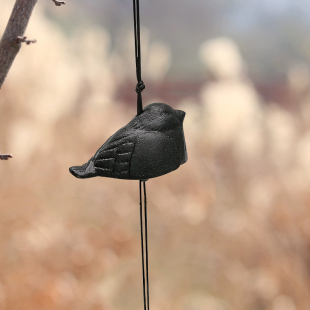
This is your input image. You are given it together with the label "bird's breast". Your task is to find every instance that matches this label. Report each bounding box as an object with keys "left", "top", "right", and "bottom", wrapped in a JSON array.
[{"left": 130, "top": 130, "right": 181, "bottom": 179}]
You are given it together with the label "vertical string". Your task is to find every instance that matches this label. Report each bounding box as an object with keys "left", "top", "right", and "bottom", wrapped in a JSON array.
[
  {"left": 134, "top": 1, "right": 148, "bottom": 308},
  {"left": 143, "top": 181, "right": 150, "bottom": 310},
  {"left": 139, "top": 180, "right": 149, "bottom": 310},
  {"left": 133, "top": 0, "right": 145, "bottom": 116},
  {"left": 139, "top": 181, "right": 147, "bottom": 310}
]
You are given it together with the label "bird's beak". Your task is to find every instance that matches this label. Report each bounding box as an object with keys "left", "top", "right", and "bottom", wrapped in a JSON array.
[{"left": 175, "top": 110, "right": 185, "bottom": 123}]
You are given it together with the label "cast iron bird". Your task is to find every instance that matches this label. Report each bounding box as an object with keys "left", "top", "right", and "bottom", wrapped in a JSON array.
[{"left": 69, "top": 102, "right": 187, "bottom": 180}]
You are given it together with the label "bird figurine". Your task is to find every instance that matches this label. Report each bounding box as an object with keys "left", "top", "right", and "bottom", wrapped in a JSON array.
[{"left": 69, "top": 102, "right": 187, "bottom": 180}]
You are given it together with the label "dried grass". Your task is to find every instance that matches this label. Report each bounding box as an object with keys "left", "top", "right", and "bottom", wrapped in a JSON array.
[{"left": 1, "top": 5, "right": 310, "bottom": 310}]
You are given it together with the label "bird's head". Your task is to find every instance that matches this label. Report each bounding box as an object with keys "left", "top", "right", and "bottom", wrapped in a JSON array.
[{"left": 140, "top": 103, "right": 185, "bottom": 132}]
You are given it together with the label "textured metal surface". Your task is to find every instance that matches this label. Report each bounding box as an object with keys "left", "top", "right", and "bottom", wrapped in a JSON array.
[{"left": 69, "top": 102, "right": 187, "bottom": 180}]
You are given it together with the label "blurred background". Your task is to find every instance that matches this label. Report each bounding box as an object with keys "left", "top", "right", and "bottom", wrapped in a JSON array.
[{"left": 1, "top": 0, "right": 310, "bottom": 309}]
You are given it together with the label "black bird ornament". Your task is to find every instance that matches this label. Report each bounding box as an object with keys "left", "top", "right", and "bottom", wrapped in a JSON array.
[
  {"left": 69, "top": 102, "right": 187, "bottom": 181},
  {"left": 69, "top": 2, "right": 188, "bottom": 309}
]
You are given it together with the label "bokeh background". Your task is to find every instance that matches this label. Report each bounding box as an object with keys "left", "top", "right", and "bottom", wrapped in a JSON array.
[{"left": 1, "top": 0, "right": 310, "bottom": 309}]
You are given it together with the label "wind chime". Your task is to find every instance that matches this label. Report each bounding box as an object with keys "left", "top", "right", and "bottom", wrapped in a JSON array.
[{"left": 69, "top": 1, "right": 187, "bottom": 308}]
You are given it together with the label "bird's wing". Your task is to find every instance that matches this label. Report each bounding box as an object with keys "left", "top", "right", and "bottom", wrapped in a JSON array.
[
  {"left": 94, "top": 117, "right": 143, "bottom": 155},
  {"left": 92, "top": 120, "right": 143, "bottom": 178}
]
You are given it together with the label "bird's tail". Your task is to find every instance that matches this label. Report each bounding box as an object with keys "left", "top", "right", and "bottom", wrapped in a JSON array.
[{"left": 69, "top": 159, "right": 96, "bottom": 179}]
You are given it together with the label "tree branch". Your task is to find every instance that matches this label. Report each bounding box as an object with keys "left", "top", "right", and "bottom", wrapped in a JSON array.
[
  {"left": 0, "top": 0, "right": 38, "bottom": 89},
  {"left": 0, "top": 0, "right": 66, "bottom": 161},
  {"left": 52, "top": 0, "right": 66, "bottom": 6},
  {"left": 15, "top": 36, "right": 37, "bottom": 45},
  {"left": 0, "top": 153, "right": 13, "bottom": 160}
]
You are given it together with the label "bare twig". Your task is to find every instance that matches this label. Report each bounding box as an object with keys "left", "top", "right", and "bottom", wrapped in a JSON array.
[
  {"left": 15, "top": 36, "right": 36, "bottom": 45},
  {"left": 0, "top": 0, "right": 38, "bottom": 89},
  {"left": 52, "top": 0, "right": 66, "bottom": 6},
  {"left": 0, "top": 153, "right": 13, "bottom": 160}
]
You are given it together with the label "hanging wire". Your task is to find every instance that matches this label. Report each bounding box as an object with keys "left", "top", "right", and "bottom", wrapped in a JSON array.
[
  {"left": 144, "top": 181, "right": 149, "bottom": 310},
  {"left": 139, "top": 180, "right": 147, "bottom": 310},
  {"left": 133, "top": 0, "right": 145, "bottom": 115},
  {"left": 134, "top": 1, "right": 149, "bottom": 308},
  {"left": 139, "top": 180, "right": 149, "bottom": 310}
]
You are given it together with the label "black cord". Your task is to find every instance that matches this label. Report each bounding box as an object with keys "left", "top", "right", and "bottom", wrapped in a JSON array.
[
  {"left": 139, "top": 180, "right": 149, "bottom": 310},
  {"left": 134, "top": 2, "right": 149, "bottom": 308},
  {"left": 133, "top": 0, "right": 145, "bottom": 116},
  {"left": 143, "top": 181, "right": 149, "bottom": 310}
]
